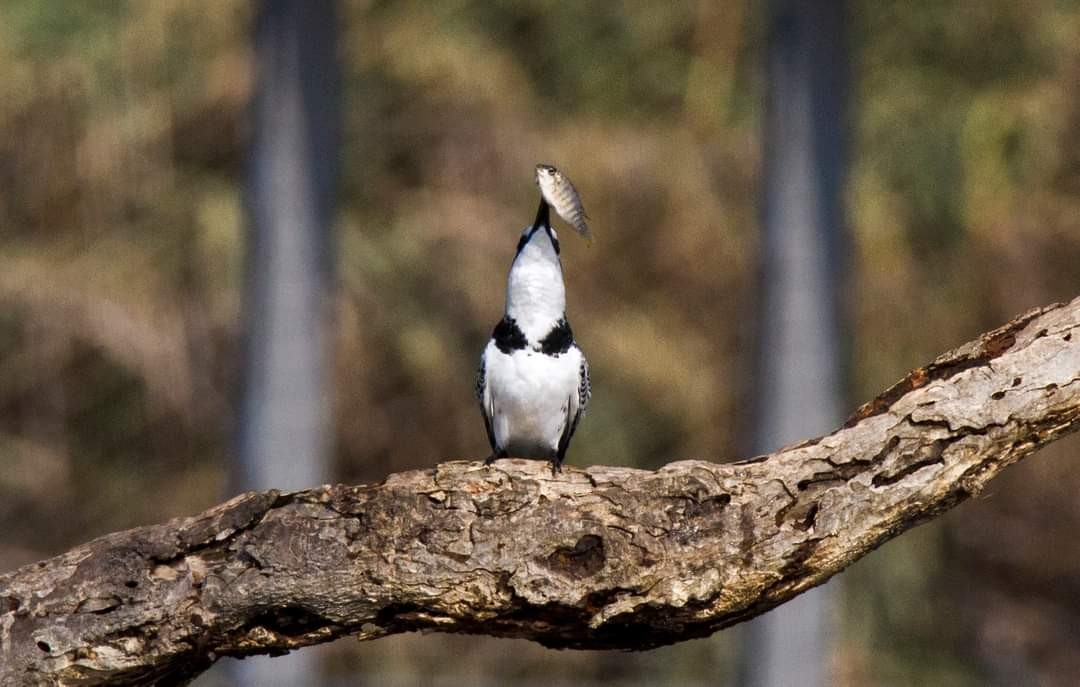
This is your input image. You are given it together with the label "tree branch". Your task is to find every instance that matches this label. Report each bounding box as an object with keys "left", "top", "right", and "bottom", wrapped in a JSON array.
[{"left": 3, "top": 297, "right": 1079, "bottom": 685}]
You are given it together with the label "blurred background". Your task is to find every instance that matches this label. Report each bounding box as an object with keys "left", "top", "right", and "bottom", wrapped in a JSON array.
[{"left": 2, "top": 1, "right": 1080, "bottom": 685}]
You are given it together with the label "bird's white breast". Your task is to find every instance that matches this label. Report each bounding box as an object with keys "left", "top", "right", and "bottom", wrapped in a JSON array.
[{"left": 482, "top": 340, "right": 583, "bottom": 458}]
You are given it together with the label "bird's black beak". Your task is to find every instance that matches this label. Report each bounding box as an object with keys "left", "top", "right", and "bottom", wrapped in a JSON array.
[
  {"left": 515, "top": 198, "right": 559, "bottom": 256},
  {"left": 531, "top": 197, "right": 551, "bottom": 232}
]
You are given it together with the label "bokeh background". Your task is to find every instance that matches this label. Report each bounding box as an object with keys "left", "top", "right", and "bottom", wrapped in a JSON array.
[{"left": 2, "top": 1, "right": 1080, "bottom": 685}]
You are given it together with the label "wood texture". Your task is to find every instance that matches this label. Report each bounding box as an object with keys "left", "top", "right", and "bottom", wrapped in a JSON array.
[{"left": 2, "top": 297, "right": 1079, "bottom": 686}]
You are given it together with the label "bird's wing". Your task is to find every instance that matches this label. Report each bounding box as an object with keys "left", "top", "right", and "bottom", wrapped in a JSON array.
[
  {"left": 476, "top": 354, "right": 498, "bottom": 454},
  {"left": 556, "top": 352, "right": 590, "bottom": 463},
  {"left": 577, "top": 354, "right": 591, "bottom": 416}
]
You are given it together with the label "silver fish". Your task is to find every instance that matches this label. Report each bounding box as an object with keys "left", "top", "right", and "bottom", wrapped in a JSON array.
[{"left": 535, "top": 163, "right": 592, "bottom": 244}]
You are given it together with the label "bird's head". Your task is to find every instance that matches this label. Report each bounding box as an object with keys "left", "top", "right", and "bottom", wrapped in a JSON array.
[{"left": 515, "top": 200, "right": 560, "bottom": 259}]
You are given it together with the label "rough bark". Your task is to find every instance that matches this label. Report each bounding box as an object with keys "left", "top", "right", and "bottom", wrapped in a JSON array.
[{"left": 2, "top": 298, "right": 1079, "bottom": 686}]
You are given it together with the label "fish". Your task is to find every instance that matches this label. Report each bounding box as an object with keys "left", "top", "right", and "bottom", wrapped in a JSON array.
[{"left": 535, "top": 163, "right": 593, "bottom": 244}]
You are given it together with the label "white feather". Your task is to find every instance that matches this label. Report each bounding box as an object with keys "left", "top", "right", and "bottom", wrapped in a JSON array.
[
  {"left": 506, "top": 225, "right": 565, "bottom": 342},
  {"left": 482, "top": 340, "right": 584, "bottom": 458}
]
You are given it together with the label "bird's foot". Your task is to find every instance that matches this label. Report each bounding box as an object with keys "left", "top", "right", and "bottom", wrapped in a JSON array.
[
  {"left": 484, "top": 451, "right": 507, "bottom": 467},
  {"left": 549, "top": 459, "right": 563, "bottom": 476}
]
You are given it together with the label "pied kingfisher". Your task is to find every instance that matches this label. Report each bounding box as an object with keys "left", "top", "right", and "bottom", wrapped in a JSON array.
[{"left": 476, "top": 198, "right": 590, "bottom": 471}]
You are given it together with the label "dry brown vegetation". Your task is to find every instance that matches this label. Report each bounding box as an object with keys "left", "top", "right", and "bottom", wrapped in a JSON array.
[{"left": 2, "top": 1, "right": 1080, "bottom": 684}]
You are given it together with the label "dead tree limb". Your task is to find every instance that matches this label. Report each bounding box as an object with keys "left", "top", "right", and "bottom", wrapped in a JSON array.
[{"left": 2, "top": 297, "right": 1079, "bottom": 686}]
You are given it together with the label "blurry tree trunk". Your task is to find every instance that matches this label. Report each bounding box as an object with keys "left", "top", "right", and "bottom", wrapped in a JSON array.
[
  {"left": 741, "top": 2, "right": 848, "bottom": 686},
  {"left": 2, "top": 297, "right": 1078, "bottom": 686},
  {"left": 225, "top": 1, "right": 340, "bottom": 685}
]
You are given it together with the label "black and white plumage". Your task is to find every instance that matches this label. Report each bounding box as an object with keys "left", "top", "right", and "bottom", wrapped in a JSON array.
[{"left": 476, "top": 200, "right": 590, "bottom": 471}]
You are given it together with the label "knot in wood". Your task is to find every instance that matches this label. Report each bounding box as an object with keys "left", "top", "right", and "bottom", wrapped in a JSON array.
[{"left": 543, "top": 534, "right": 605, "bottom": 579}]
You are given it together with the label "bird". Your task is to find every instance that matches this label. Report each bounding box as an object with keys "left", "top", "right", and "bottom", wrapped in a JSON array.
[{"left": 476, "top": 196, "right": 590, "bottom": 472}]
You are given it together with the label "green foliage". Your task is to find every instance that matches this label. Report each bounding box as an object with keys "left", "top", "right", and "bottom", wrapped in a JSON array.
[{"left": 1, "top": 1, "right": 130, "bottom": 58}]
